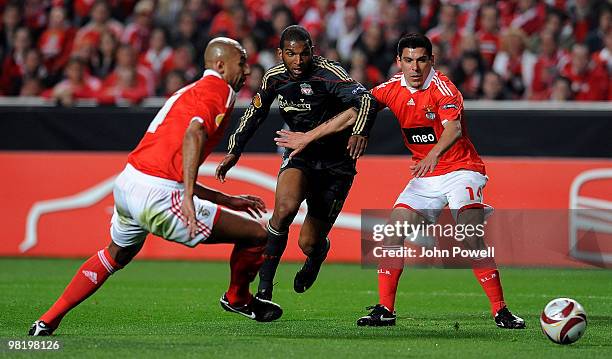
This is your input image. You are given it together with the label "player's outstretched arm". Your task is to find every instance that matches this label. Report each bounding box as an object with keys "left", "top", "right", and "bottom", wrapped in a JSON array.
[
  {"left": 215, "top": 154, "right": 238, "bottom": 183},
  {"left": 193, "top": 183, "right": 266, "bottom": 219},
  {"left": 411, "top": 120, "right": 462, "bottom": 177},
  {"left": 274, "top": 108, "right": 358, "bottom": 158},
  {"left": 182, "top": 121, "right": 208, "bottom": 238}
]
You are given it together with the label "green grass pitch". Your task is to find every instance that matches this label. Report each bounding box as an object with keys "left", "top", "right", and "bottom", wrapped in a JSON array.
[{"left": 1, "top": 258, "right": 611, "bottom": 358}]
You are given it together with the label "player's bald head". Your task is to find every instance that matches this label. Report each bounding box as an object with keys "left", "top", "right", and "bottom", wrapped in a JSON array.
[{"left": 204, "top": 37, "right": 245, "bottom": 69}]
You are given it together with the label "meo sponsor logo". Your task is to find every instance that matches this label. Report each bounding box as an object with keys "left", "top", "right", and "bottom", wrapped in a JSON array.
[{"left": 403, "top": 127, "right": 438, "bottom": 144}]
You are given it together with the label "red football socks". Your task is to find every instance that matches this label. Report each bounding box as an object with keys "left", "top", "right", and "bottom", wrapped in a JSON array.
[
  {"left": 40, "top": 248, "right": 122, "bottom": 329},
  {"left": 472, "top": 267, "right": 506, "bottom": 315},
  {"left": 377, "top": 247, "right": 405, "bottom": 312},
  {"left": 226, "top": 244, "right": 265, "bottom": 306}
]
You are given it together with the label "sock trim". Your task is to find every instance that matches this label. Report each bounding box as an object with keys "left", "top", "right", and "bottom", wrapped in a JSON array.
[
  {"left": 266, "top": 221, "right": 287, "bottom": 236},
  {"left": 97, "top": 249, "right": 115, "bottom": 274}
]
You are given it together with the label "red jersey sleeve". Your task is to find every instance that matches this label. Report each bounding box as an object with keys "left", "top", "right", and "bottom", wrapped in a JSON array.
[
  {"left": 370, "top": 74, "right": 402, "bottom": 111},
  {"left": 190, "top": 83, "right": 231, "bottom": 135},
  {"left": 434, "top": 78, "right": 464, "bottom": 123}
]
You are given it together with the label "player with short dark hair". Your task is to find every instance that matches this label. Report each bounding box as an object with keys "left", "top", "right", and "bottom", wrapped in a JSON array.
[
  {"left": 29, "top": 37, "right": 282, "bottom": 336},
  {"left": 274, "top": 33, "right": 525, "bottom": 329},
  {"left": 215, "top": 25, "right": 377, "bottom": 302}
]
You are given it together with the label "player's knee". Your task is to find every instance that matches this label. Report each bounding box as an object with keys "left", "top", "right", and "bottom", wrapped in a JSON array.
[
  {"left": 272, "top": 200, "right": 300, "bottom": 228},
  {"left": 298, "top": 236, "right": 319, "bottom": 256},
  {"left": 108, "top": 241, "right": 141, "bottom": 267}
]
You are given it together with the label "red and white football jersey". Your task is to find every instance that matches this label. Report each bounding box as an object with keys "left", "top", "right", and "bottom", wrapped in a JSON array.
[
  {"left": 370, "top": 68, "right": 485, "bottom": 177},
  {"left": 128, "top": 70, "right": 236, "bottom": 182}
]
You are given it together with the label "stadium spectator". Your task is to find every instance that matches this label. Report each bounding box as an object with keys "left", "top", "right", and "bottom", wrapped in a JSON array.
[
  {"left": 592, "top": 29, "right": 612, "bottom": 74},
  {"left": 154, "top": 0, "right": 183, "bottom": 29},
  {"left": 480, "top": 70, "right": 509, "bottom": 100},
  {"left": 121, "top": 0, "right": 154, "bottom": 54},
  {"left": 476, "top": 4, "right": 500, "bottom": 68},
  {"left": 104, "top": 44, "right": 154, "bottom": 97},
  {"left": 74, "top": 0, "right": 124, "bottom": 50},
  {"left": 509, "top": 0, "right": 546, "bottom": 36},
  {"left": 173, "top": 11, "right": 207, "bottom": 66},
  {"left": 43, "top": 57, "right": 101, "bottom": 106},
  {"left": 170, "top": 43, "right": 199, "bottom": 83},
  {"left": 530, "top": 30, "right": 569, "bottom": 100},
  {"left": 452, "top": 50, "right": 485, "bottom": 100},
  {"left": 97, "top": 65, "right": 149, "bottom": 105},
  {"left": 0, "top": 27, "right": 33, "bottom": 95},
  {"left": 404, "top": 0, "right": 438, "bottom": 34},
  {"left": 335, "top": 5, "right": 362, "bottom": 63},
  {"left": 426, "top": 3, "right": 462, "bottom": 65},
  {"left": 38, "top": 6, "right": 75, "bottom": 75},
  {"left": 19, "top": 47, "right": 48, "bottom": 91},
  {"left": 89, "top": 29, "right": 117, "bottom": 79},
  {"left": 1, "top": 3, "right": 23, "bottom": 63},
  {"left": 139, "top": 27, "right": 174, "bottom": 86},
  {"left": 20, "top": 77, "right": 44, "bottom": 96},
  {"left": 493, "top": 28, "right": 537, "bottom": 99},
  {"left": 209, "top": 1, "right": 252, "bottom": 40},
  {"left": 560, "top": 42, "right": 608, "bottom": 101},
  {"left": 23, "top": 0, "right": 48, "bottom": 37},
  {"left": 567, "top": 0, "right": 596, "bottom": 43},
  {"left": 539, "top": 8, "right": 574, "bottom": 51},
  {"left": 356, "top": 20, "right": 391, "bottom": 78},
  {"left": 549, "top": 75, "right": 573, "bottom": 101},
  {"left": 585, "top": 4, "right": 611, "bottom": 53},
  {"left": 161, "top": 69, "right": 186, "bottom": 97}
]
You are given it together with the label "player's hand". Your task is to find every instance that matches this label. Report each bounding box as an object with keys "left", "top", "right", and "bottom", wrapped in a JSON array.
[
  {"left": 274, "top": 129, "right": 313, "bottom": 158},
  {"left": 347, "top": 135, "right": 368, "bottom": 159},
  {"left": 180, "top": 195, "right": 198, "bottom": 238},
  {"left": 215, "top": 154, "right": 238, "bottom": 183},
  {"left": 410, "top": 152, "right": 440, "bottom": 177},
  {"left": 225, "top": 195, "right": 267, "bottom": 219}
]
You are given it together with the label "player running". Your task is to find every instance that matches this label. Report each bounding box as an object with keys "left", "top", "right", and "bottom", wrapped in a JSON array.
[
  {"left": 29, "top": 37, "right": 282, "bottom": 336},
  {"left": 274, "top": 33, "right": 525, "bottom": 329},
  {"left": 215, "top": 25, "right": 377, "bottom": 302}
]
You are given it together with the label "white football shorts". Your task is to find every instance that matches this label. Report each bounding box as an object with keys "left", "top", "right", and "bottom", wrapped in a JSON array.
[
  {"left": 110, "top": 164, "right": 220, "bottom": 248},
  {"left": 394, "top": 170, "right": 494, "bottom": 223}
]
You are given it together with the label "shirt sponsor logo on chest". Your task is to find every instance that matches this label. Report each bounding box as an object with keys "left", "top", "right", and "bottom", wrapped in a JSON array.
[{"left": 403, "top": 127, "right": 438, "bottom": 144}]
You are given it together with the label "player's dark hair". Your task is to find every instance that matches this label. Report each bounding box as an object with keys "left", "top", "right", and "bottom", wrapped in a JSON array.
[
  {"left": 279, "top": 25, "right": 313, "bottom": 50},
  {"left": 397, "top": 33, "right": 433, "bottom": 58}
]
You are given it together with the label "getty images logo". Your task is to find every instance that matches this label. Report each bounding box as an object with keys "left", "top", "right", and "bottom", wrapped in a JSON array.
[{"left": 403, "top": 127, "right": 438, "bottom": 144}]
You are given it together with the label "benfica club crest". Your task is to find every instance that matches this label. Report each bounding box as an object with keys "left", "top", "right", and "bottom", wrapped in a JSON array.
[
  {"left": 423, "top": 106, "right": 436, "bottom": 120},
  {"left": 300, "top": 83, "right": 313, "bottom": 95}
]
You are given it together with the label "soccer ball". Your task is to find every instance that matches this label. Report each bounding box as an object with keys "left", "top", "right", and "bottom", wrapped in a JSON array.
[{"left": 540, "top": 298, "right": 587, "bottom": 345}]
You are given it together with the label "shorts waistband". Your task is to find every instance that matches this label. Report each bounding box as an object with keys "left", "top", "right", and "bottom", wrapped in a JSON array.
[{"left": 124, "top": 164, "right": 184, "bottom": 189}]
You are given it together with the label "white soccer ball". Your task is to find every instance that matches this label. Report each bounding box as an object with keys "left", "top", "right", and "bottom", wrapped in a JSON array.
[{"left": 540, "top": 298, "right": 587, "bottom": 345}]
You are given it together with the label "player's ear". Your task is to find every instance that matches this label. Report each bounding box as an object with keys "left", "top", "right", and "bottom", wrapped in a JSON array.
[
  {"left": 430, "top": 54, "right": 435, "bottom": 66},
  {"left": 214, "top": 60, "right": 225, "bottom": 75},
  {"left": 396, "top": 55, "right": 401, "bottom": 67},
  {"left": 276, "top": 47, "right": 282, "bottom": 60}
]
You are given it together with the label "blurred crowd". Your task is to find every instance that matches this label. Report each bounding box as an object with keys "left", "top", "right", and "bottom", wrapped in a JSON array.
[{"left": 0, "top": 0, "right": 611, "bottom": 106}]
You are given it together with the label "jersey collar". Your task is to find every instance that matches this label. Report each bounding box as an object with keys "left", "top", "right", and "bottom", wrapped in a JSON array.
[
  {"left": 400, "top": 67, "right": 436, "bottom": 94},
  {"left": 203, "top": 69, "right": 223, "bottom": 79}
]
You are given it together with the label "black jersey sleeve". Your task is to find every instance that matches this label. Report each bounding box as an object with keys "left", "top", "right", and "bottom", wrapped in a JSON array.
[
  {"left": 317, "top": 58, "right": 378, "bottom": 137},
  {"left": 227, "top": 65, "right": 280, "bottom": 157}
]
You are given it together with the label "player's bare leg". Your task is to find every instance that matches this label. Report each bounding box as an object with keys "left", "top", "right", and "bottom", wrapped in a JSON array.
[
  {"left": 207, "top": 209, "right": 283, "bottom": 322},
  {"left": 458, "top": 207, "right": 525, "bottom": 329},
  {"left": 256, "top": 168, "right": 308, "bottom": 300},
  {"left": 29, "top": 241, "right": 144, "bottom": 336},
  {"left": 357, "top": 207, "right": 426, "bottom": 326},
  {"left": 293, "top": 213, "right": 333, "bottom": 293}
]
